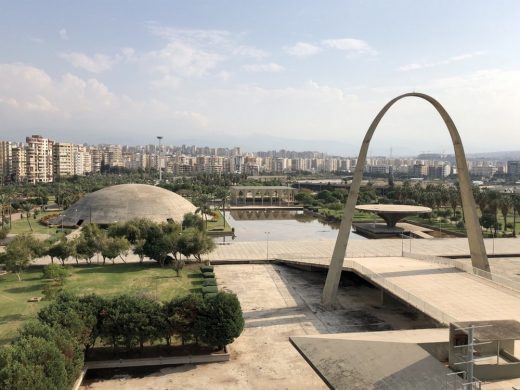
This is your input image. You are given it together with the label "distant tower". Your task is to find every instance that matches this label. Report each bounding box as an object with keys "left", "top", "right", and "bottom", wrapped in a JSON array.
[{"left": 157, "top": 136, "right": 163, "bottom": 182}]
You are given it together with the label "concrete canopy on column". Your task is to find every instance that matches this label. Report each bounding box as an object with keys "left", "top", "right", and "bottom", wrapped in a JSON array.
[{"left": 322, "top": 92, "right": 490, "bottom": 307}]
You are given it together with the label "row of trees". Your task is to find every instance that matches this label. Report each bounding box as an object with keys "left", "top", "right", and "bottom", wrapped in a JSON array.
[
  {"left": 0, "top": 214, "right": 216, "bottom": 281},
  {"left": 0, "top": 291, "right": 244, "bottom": 390},
  {"left": 295, "top": 182, "right": 520, "bottom": 234}
]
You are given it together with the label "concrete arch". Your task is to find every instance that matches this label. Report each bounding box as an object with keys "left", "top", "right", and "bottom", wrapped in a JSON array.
[{"left": 322, "top": 92, "right": 490, "bottom": 307}]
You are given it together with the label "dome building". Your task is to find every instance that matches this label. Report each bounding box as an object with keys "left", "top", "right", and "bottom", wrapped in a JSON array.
[{"left": 56, "top": 184, "right": 196, "bottom": 226}]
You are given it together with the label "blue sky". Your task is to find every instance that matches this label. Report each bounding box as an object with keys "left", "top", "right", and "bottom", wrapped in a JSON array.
[{"left": 1, "top": 1, "right": 520, "bottom": 155}]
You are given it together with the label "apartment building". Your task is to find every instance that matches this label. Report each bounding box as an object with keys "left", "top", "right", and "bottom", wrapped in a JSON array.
[
  {"left": 26, "top": 135, "right": 54, "bottom": 183},
  {"left": 53, "top": 142, "right": 75, "bottom": 178},
  {"left": 0, "top": 141, "right": 12, "bottom": 184}
]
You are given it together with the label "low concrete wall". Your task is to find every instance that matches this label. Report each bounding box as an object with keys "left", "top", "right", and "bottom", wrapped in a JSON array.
[
  {"left": 72, "top": 368, "right": 88, "bottom": 390},
  {"left": 85, "top": 349, "right": 229, "bottom": 370},
  {"left": 475, "top": 361, "right": 520, "bottom": 380}
]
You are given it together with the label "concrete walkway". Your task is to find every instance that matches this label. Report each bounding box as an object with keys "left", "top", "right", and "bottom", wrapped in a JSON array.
[{"left": 209, "top": 236, "right": 520, "bottom": 262}]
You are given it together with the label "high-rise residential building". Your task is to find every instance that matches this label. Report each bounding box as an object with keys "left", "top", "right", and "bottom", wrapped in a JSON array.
[
  {"left": 507, "top": 160, "right": 520, "bottom": 179},
  {"left": 108, "top": 145, "right": 123, "bottom": 167},
  {"left": 90, "top": 148, "right": 102, "bottom": 173},
  {"left": 11, "top": 146, "right": 26, "bottom": 182},
  {"left": 74, "top": 146, "right": 92, "bottom": 175},
  {"left": 53, "top": 142, "right": 75, "bottom": 178},
  {"left": 26, "top": 135, "right": 54, "bottom": 183},
  {"left": 0, "top": 141, "right": 13, "bottom": 184}
]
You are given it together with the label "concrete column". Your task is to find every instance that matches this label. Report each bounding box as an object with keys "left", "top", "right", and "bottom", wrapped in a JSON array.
[{"left": 321, "top": 92, "right": 489, "bottom": 308}]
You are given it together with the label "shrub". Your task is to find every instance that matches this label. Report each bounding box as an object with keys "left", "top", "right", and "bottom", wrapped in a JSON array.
[
  {"left": 194, "top": 292, "right": 244, "bottom": 349},
  {"left": 203, "top": 278, "right": 217, "bottom": 287},
  {"left": 200, "top": 265, "right": 214, "bottom": 273},
  {"left": 202, "top": 272, "right": 215, "bottom": 278},
  {"left": 202, "top": 286, "right": 218, "bottom": 294},
  {"left": 42, "top": 264, "right": 69, "bottom": 281},
  {"left": 0, "top": 228, "right": 9, "bottom": 239},
  {"left": 456, "top": 221, "right": 465, "bottom": 229},
  {"left": 204, "top": 292, "right": 217, "bottom": 299}
]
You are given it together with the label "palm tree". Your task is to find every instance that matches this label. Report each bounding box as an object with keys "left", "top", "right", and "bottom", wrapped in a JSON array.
[
  {"left": 214, "top": 187, "right": 230, "bottom": 228},
  {"left": 447, "top": 187, "right": 460, "bottom": 218},
  {"left": 499, "top": 194, "right": 513, "bottom": 233},
  {"left": 21, "top": 202, "right": 33, "bottom": 232},
  {"left": 195, "top": 194, "right": 212, "bottom": 229},
  {"left": 513, "top": 195, "right": 520, "bottom": 236}
]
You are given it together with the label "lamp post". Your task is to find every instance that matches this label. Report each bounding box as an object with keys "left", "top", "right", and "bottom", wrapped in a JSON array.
[
  {"left": 157, "top": 136, "right": 163, "bottom": 182},
  {"left": 265, "top": 231, "right": 270, "bottom": 260}
]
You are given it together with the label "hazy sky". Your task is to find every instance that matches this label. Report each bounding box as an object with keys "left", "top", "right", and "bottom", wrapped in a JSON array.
[{"left": 1, "top": 1, "right": 520, "bottom": 155}]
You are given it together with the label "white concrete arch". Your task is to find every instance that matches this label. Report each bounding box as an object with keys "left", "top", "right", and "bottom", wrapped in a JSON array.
[{"left": 322, "top": 92, "right": 490, "bottom": 307}]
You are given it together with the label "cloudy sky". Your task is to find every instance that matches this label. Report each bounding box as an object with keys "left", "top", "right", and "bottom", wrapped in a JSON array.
[{"left": 1, "top": 1, "right": 520, "bottom": 156}]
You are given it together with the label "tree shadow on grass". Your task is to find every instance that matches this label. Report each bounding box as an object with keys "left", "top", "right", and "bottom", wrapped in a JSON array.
[
  {"left": 0, "top": 313, "right": 25, "bottom": 325},
  {"left": 4, "top": 284, "right": 45, "bottom": 294},
  {"left": 75, "top": 265, "right": 145, "bottom": 274}
]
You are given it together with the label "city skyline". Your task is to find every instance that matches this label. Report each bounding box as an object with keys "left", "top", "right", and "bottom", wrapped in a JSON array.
[{"left": 1, "top": 1, "right": 520, "bottom": 155}]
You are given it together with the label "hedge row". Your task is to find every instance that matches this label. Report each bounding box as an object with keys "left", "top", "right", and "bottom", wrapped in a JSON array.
[{"left": 0, "top": 291, "right": 244, "bottom": 390}]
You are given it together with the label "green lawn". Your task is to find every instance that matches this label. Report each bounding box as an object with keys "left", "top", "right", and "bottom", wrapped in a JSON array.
[
  {"left": 8, "top": 211, "right": 72, "bottom": 240},
  {"left": 206, "top": 210, "right": 233, "bottom": 233},
  {"left": 0, "top": 262, "right": 204, "bottom": 345}
]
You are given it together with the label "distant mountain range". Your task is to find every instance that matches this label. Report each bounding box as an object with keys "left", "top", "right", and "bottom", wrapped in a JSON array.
[{"left": 466, "top": 151, "right": 520, "bottom": 160}]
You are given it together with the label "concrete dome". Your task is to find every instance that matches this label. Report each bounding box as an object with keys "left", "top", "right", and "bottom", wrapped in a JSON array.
[{"left": 58, "top": 184, "right": 196, "bottom": 226}]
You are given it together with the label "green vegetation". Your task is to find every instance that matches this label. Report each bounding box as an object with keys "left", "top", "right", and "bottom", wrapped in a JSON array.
[
  {"left": 0, "top": 263, "right": 204, "bottom": 345},
  {"left": 206, "top": 210, "right": 233, "bottom": 234},
  {"left": 0, "top": 290, "right": 244, "bottom": 389}
]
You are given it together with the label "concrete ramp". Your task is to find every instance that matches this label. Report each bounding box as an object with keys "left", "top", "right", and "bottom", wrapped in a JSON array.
[{"left": 290, "top": 329, "right": 457, "bottom": 390}]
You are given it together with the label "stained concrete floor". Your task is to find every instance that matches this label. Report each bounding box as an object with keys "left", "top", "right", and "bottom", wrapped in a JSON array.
[{"left": 81, "top": 264, "right": 437, "bottom": 390}]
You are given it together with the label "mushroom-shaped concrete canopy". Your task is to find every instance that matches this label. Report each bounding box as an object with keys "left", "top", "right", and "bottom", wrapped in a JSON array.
[
  {"left": 57, "top": 184, "right": 196, "bottom": 226},
  {"left": 355, "top": 204, "right": 432, "bottom": 227}
]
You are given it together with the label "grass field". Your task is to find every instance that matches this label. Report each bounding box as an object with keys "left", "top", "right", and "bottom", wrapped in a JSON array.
[
  {"left": 0, "top": 262, "right": 204, "bottom": 345},
  {"left": 8, "top": 211, "right": 72, "bottom": 240},
  {"left": 206, "top": 210, "right": 233, "bottom": 233}
]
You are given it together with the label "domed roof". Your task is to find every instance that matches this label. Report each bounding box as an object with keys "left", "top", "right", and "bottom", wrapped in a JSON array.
[{"left": 59, "top": 184, "right": 196, "bottom": 226}]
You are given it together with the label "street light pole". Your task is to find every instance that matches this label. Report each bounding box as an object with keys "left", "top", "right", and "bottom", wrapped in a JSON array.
[
  {"left": 156, "top": 136, "right": 163, "bottom": 182},
  {"left": 265, "top": 231, "right": 270, "bottom": 260}
]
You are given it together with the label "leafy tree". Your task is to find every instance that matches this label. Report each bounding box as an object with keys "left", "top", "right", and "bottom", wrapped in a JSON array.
[
  {"left": 38, "top": 292, "right": 99, "bottom": 352},
  {"left": 99, "top": 295, "right": 163, "bottom": 351},
  {"left": 1, "top": 234, "right": 44, "bottom": 281},
  {"left": 0, "top": 336, "right": 68, "bottom": 390},
  {"left": 100, "top": 236, "right": 130, "bottom": 264},
  {"left": 177, "top": 228, "right": 215, "bottom": 262},
  {"left": 182, "top": 212, "right": 204, "bottom": 231},
  {"left": 163, "top": 294, "right": 203, "bottom": 345},
  {"left": 194, "top": 292, "right": 244, "bottom": 349},
  {"left": 142, "top": 223, "right": 178, "bottom": 266},
  {"left": 480, "top": 213, "right": 499, "bottom": 233},
  {"left": 74, "top": 236, "right": 97, "bottom": 264},
  {"left": 17, "top": 321, "right": 83, "bottom": 386},
  {"left": 47, "top": 239, "right": 74, "bottom": 265}
]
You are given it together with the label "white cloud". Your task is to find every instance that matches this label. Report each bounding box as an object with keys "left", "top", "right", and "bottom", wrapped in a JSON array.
[
  {"left": 59, "top": 28, "right": 68, "bottom": 41},
  {"left": 322, "top": 38, "right": 377, "bottom": 56},
  {"left": 243, "top": 62, "right": 284, "bottom": 73},
  {"left": 233, "top": 45, "right": 269, "bottom": 59},
  {"left": 60, "top": 52, "right": 117, "bottom": 73},
  {"left": 399, "top": 51, "right": 486, "bottom": 71},
  {"left": 285, "top": 42, "right": 321, "bottom": 57},
  {"left": 145, "top": 41, "right": 225, "bottom": 88},
  {"left": 0, "top": 63, "right": 208, "bottom": 138}
]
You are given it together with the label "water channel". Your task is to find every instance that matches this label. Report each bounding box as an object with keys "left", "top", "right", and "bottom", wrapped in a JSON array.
[{"left": 221, "top": 209, "right": 366, "bottom": 242}]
